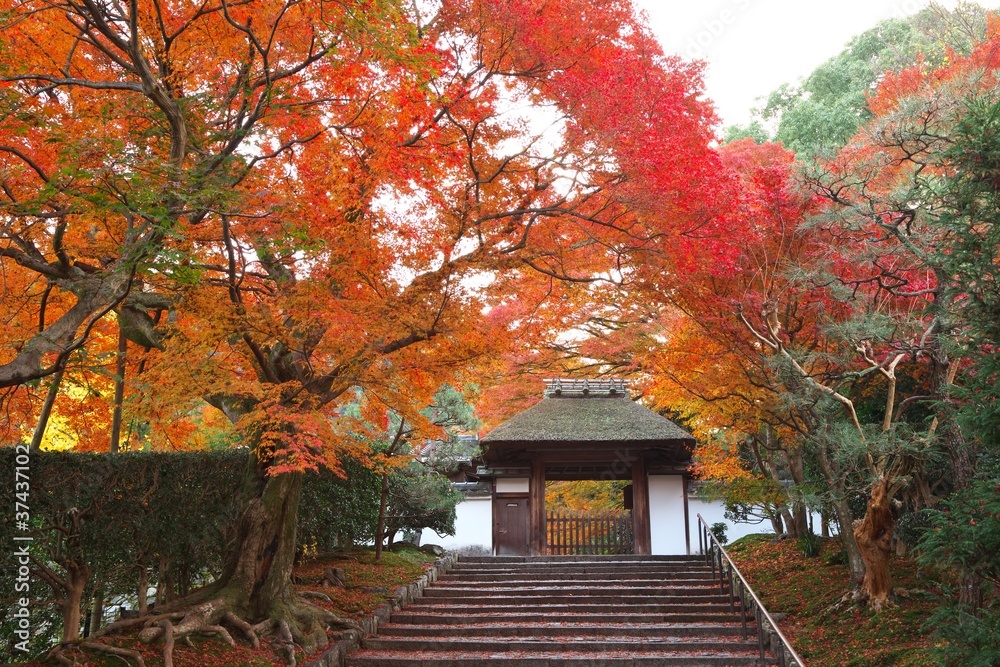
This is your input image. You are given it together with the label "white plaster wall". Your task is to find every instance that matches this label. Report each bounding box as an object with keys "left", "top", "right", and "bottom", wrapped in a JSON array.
[
  {"left": 687, "top": 496, "right": 772, "bottom": 551},
  {"left": 419, "top": 495, "right": 493, "bottom": 551},
  {"left": 495, "top": 478, "right": 529, "bottom": 494},
  {"left": 649, "top": 475, "right": 688, "bottom": 555},
  {"left": 687, "top": 497, "right": 833, "bottom": 553}
]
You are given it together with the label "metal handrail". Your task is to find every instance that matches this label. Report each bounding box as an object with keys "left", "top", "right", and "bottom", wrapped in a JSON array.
[{"left": 697, "top": 514, "right": 807, "bottom": 667}]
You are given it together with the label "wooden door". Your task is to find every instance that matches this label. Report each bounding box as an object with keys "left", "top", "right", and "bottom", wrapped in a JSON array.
[{"left": 495, "top": 496, "right": 529, "bottom": 555}]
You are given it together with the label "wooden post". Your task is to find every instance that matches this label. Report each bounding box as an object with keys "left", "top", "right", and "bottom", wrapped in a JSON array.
[
  {"left": 632, "top": 457, "right": 652, "bottom": 555},
  {"left": 683, "top": 474, "right": 691, "bottom": 556},
  {"left": 529, "top": 457, "right": 546, "bottom": 556}
]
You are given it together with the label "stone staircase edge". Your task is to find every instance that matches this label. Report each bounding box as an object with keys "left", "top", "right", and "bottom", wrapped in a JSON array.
[{"left": 304, "top": 551, "right": 460, "bottom": 667}]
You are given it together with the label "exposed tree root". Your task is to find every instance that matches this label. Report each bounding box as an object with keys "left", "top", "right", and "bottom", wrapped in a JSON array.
[
  {"left": 47, "top": 641, "right": 145, "bottom": 667},
  {"left": 823, "top": 586, "right": 898, "bottom": 616},
  {"left": 278, "top": 620, "right": 297, "bottom": 667},
  {"left": 52, "top": 650, "right": 78, "bottom": 667},
  {"left": 92, "top": 610, "right": 186, "bottom": 639},
  {"left": 45, "top": 592, "right": 360, "bottom": 667},
  {"left": 224, "top": 610, "right": 261, "bottom": 648},
  {"left": 158, "top": 619, "right": 175, "bottom": 667},
  {"left": 80, "top": 641, "right": 147, "bottom": 667}
]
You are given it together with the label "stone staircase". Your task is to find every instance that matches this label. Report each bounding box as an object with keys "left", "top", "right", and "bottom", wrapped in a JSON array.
[{"left": 347, "top": 555, "right": 773, "bottom": 666}]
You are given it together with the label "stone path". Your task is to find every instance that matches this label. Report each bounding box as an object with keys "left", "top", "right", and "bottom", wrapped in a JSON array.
[{"left": 347, "top": 555, "right": 773, "bottom": 666}]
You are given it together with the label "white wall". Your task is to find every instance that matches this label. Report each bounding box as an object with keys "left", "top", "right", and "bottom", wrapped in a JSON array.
[
  {"left": 649, "top": 475, "right": 687, "bottom": 555},
  {"left": 436, "top": 481, "right": 828, "bottom": 555},
  {"left": 687, "top": 497, "right": 832, "bottom": 552},
  {"left": 649, "top": 477, "right": 794, "bottom": 554},
  {"left": 420, "top": 495, "right": 493, "bottom": 550},
  {"left": 687, "top": 496, "right": 773, "bottom": 551},
  {"left": 495, "top": 478, "right": 529, "bottom": 494}
]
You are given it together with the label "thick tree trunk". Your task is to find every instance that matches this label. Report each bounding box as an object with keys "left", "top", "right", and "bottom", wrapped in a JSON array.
[
  {"left": 216, "top": 462, "right": 304, "bottom": 621},
  {"left": 854, "top": 477, "right": 895, "bottom": 611},
  {"left": 61, "top": 562, "right": 90, "bottom": 642}
]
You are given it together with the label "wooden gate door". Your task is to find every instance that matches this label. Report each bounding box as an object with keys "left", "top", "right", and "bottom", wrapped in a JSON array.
[
  {"left": 495, "top": 496, "right": 530, "bottom": 555},
  {"left": 546, "top": 509, "right": 634, "bottom": 555}
]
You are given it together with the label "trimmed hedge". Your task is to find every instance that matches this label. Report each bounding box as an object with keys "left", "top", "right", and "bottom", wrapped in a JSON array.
[{"left": 0, "top": 448, "right": 392, "bottom": 660}]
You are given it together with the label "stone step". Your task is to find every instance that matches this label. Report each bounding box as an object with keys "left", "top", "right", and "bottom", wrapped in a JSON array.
[
  {"left": 363, "top": 637, "right": 760, "bottom": 653},
  {"left": 423, "top": 585, "right": 726, "bottom": 597},
  {"left": 442, "top": 569, "right": 712, "bottom": 579},
  {"left": 438, "top": 572, "right": 718, "bottom": 588},
  {"left": 456, "top": 556, "right": 705, "bottom": 563},
  {"left": 347, "top": 649, "right": 768, "bottom": 666},
  {"left": 395, "top": 603, "right": 740, "bottom": 614},
  {"left": 343, "top": 555, "right": 773, "bottom": 667},
  {"left": 375, "top": 623, "right": 750, "bottom": 638},
  {"left": 413, "top": 589, "right": 729, "bottom": 607},
  {"left": 413, "top": 594, "right": 733, "bottom": 606},
  {"left": 388, "top": 611, "right": 742, "bottom": 625}
]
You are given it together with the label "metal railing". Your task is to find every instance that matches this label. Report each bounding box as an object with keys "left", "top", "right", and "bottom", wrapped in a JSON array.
[{"left": 697, "top": 514, "right": 807, "bottom": 667}]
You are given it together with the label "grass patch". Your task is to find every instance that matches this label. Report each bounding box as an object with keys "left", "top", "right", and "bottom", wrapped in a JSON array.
[{"left": 727, "top": 534, "right": 941, "bottom": 667}]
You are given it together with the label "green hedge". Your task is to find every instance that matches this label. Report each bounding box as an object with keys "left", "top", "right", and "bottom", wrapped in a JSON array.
[{"left": 0, "top": 448, "right": 392, "bottom": 661}]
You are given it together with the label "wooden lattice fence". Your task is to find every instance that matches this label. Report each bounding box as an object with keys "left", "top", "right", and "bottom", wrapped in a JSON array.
[{"left": 546, "top": 509, "right": 633, "bottom": 555}]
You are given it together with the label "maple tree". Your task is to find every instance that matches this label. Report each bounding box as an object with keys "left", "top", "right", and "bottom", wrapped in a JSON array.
[{"left": 1, "top": 0, "right": 722, "bottom": 658}]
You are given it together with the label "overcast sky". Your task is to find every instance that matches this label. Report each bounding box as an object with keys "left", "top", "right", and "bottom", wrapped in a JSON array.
[{"left": 630, "top": 0, "right": 1000, "bottom": 128}]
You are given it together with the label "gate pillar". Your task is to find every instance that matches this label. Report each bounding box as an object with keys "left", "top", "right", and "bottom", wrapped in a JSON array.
[{"left": 632, "top": 457, "right": 652, "bottom": 555}]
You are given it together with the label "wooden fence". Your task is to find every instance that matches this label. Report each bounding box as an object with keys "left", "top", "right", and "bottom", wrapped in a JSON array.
[{"left": 546, "top": 509, "right": 633, "bottom": 555}]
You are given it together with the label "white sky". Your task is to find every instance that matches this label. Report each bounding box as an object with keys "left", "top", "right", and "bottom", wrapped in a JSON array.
[{"left": 631, "top": 0, "right": 1000, "bottom": 128}]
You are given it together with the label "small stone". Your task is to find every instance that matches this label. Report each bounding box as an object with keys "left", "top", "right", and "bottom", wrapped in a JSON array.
[
  {"left": 361, "top": 586, "right": 389, "bottom": 594},
  {"left": 420, "top": 544, "right": 446, "bottom": 556},
  {"left": 301, "top": 590, "right": 333, "bottom": 602}
]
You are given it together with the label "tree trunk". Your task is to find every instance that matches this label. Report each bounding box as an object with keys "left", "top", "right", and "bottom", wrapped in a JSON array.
[
  {"left": 110, "top": 322, "right": 128, "bottom": 453},
  {"left": 375, "top": 473, "right": 389, "bottom": 561},
  {"left": 157, "top": 556, "right": 173, "bottom": 606},
  {"left": 29, "top": 364, "right": 65, "bottom": 453},
  {"left": 61, "top": 562, "right": 90, "bottom": 642},
  {"left": 215, "top": 461, "right": 304, "bottom": 621},
  {"left": 785, "top": 448, "right": 809, "bottom": 537},
  {"left": 178, "top": 562, "right": 190, "bottom": 598},
  {"left": 779, "top": 508, "right": 796, "bottom": 537},
  {"left": 137, "top": 566, "right": 149, "bottom": 615},
  {"left": 930, "top": 341, "right": 982, "bottom": 609},
  {"left": 767, "top": 510, "right": 784, "bottom": 536},
  {"left": 816, "top": 440, "right": 866, "bottom": 585},
  {"left": 89, "top": 584, "right": 105, "bottom": 635},
  {"left": 854, "top": 477, "right": 895, "bottom": 611},
  {"left": 833, "top": 497, "right": 867, "bottom": 586}
]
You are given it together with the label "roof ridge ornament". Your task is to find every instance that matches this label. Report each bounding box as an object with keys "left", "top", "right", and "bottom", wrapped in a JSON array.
[{"left": 543, "top": 378, "right": 629, "bottom": 398}]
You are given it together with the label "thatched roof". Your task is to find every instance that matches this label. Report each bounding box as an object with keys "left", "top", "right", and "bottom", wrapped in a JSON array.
[{"left": 482, "top": 395, "right": 694, "bottom": 445}]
